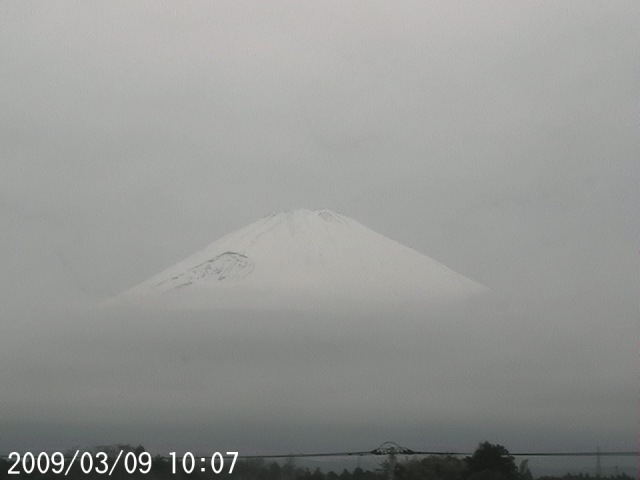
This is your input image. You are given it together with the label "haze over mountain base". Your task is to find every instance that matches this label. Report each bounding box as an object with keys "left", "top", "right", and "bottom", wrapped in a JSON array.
[{"left": 4, "top": 290, "right": 634, "bottom": 461}]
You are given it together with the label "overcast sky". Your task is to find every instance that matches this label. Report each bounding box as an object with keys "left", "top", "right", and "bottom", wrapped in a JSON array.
[{"left": 0, "top": 0, "right": 637, "bottom": 466}]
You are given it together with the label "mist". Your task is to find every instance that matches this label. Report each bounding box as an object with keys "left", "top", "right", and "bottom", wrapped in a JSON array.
[{"left": 0, "top": 0, "right": 637, "bottom": 468}]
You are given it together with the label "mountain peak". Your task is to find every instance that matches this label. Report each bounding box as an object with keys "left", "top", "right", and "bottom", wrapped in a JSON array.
[
  {"left": 263, "top": 208, "right": 347, "bottom": 226},
  {"left": 117, "top": 210, "right": 487, "bottom": 310}
]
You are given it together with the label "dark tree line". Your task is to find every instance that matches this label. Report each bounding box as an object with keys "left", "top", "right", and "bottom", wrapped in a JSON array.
[{"left": 0, "top": 442, "right": 633, "bottom": 480}]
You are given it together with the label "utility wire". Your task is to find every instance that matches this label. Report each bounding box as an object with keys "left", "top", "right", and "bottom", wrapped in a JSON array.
[
  {"left": 1, "top": 451, "right": 637, "bottom": 459},
  {"left": 1, "top": 448, "right": 637, "bottom": 460}
]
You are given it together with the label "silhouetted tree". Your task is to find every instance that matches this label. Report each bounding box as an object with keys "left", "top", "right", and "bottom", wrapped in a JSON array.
[
  {"left": 465, "top": 442, "right": 518, "bottom": 480},
  {"left": 396, "top": 456, "right": 465, "bottom": 480}
]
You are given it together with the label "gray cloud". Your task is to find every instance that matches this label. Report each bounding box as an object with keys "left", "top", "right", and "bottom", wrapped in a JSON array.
[{"left": 0, "top": 0, "right": 637, "bottom": 465}]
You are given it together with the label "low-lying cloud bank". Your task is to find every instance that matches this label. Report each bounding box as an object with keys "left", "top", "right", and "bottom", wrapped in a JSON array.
[{"left": 1, "top": 293, "right": 634, "bottom": 455}]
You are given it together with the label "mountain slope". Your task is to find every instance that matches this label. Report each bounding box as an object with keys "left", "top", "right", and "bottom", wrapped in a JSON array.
[{"left": 118, "top": 209, "right": 487, "bottom": 310}]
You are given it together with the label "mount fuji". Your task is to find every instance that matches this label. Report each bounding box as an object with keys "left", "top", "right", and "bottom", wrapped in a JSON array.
[{"left": 116, "top": 209, "right": 487, "bottom": 310}]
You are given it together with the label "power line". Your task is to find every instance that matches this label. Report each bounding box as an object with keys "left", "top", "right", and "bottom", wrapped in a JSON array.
[
  {"left": 0, "top": 445, "right": 637, "bottom": 460},
  {"left": 230, "top": 450, "right": 639, "bottom": 459}
]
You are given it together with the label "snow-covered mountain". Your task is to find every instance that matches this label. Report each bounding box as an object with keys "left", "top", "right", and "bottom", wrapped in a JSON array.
[{"left": 117, "top": 209, "right": 487, "bottom": 310}]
